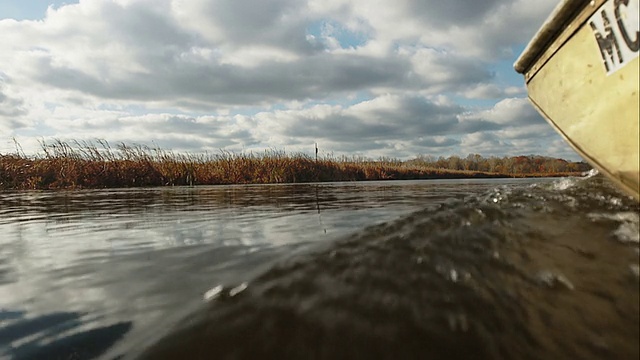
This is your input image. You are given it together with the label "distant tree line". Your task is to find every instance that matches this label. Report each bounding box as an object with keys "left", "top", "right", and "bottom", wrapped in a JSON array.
[{"left": 404, "top": 154, "right": 591, "bottom": 174}]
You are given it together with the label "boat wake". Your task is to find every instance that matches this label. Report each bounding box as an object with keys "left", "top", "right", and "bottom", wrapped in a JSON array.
[{"left": 135, "top": 175, "right": 639, "bottom": 360}]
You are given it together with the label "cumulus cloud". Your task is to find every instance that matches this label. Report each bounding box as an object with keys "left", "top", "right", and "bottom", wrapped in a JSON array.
[
  {"left": 461, "top": 84, "right": 525, "bottom": 100},
  {"left": 0, "top": 0, "right": 579, "bottom": 160},
  {"left": 413, "top": 0, "right": 559, "bottom": 59},
  {"left": 458, "top": 98, "right": 545, "bottom": 126},
  {"left": 0, "top": 86, "right": 26, "bottom": 118},
  {"left": 0, "top": 78, "right": 29, "bottom": 134}
]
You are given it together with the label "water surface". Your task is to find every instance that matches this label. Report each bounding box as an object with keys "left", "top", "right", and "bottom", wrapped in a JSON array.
[{"left": 0, "top": 177, "right": 638, "bottom": 359}]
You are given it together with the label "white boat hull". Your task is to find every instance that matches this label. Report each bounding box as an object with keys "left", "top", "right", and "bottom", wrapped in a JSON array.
[{"left": 515, "top": 0, "right": 639, "bottom": 200}]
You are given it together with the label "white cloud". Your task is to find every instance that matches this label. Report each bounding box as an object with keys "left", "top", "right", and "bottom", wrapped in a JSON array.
[
  {"left": 458, "top": 98, "right": 543, "bottom": 126},
  {"left": 0, "top": 0, "right": 580, "bottom": 160},
  {"left": 461, "top": 84, "right": 526, "bottom": 100}
]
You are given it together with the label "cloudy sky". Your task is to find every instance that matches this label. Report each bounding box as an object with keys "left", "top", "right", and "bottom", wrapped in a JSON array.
[{"left": 0, "top": 0, "right": 580, "bottom": 160}]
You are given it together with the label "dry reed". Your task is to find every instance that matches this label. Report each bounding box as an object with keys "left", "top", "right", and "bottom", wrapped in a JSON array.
[{"left": 0, "top": 140, "right": 584, "bottom": 190}]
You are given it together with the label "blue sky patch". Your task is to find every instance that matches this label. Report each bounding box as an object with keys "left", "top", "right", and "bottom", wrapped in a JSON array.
[
  {"left": 0, "top": 0, "right": 79, "bottom": 20},
  {"left": 307, "top": 20, "right": 369, "bottom": 50}
]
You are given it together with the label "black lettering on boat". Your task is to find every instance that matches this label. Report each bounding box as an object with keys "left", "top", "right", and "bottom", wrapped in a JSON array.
[
  {"left": 589, "top": 0, "right": 640, "bottom": 74},
  {"left": 615, "top": 0, "right": 639, "bottom": 52},
  {"left": 590, "top": 10, "right": 623, "bottom": 72}
]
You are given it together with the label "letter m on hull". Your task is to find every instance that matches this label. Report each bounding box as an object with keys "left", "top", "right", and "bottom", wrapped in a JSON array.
[{"left": 589, "top": 0, "right": 640, "bottom": 75}]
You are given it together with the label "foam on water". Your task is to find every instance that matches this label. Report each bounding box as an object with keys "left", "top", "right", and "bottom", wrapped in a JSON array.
[
  {"left": 552, "top": 177, "right": 579, "bottom": 191},
  {"left": 588, "top": 212, "right": 640, "bottom": 244},
  {"left": 535, "top": 271, "right": 575, "bottom": 290}
]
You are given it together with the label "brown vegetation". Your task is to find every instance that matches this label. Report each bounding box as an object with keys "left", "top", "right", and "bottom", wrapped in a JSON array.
[{"left": 0, "top": 140, "right": 590, "bottom": 190}]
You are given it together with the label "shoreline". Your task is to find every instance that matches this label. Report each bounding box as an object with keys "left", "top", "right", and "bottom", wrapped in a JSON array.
[
  {"left": 0, "top": 155, "right": 586, "bottom": 191},
  {"left": 0, "top": 141, "right": 589, "bottom": 190}
]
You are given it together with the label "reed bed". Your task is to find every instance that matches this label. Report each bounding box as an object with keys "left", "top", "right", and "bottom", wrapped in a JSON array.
[{"left": 0, "top": 140, "right": 583, "bottom": 190}]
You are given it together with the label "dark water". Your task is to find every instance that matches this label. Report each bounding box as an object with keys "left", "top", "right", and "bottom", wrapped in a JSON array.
[{"left": 0, "top": 175, "right": 638, "bottom": 360}]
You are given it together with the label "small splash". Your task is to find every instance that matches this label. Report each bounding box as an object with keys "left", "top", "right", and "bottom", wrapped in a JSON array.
[
  {"left": 449, "top": 269, "right": 458, "bottom": 282},
  {"left": 535, "top": 271, "right": 574, "bottom": 290},
  {"left": 630, "top": 264, "right": 640, "bottom": 279},
  {"left": 548, "top": 169, "right": 599, "bottom": 193},
  {"left": 613, "top": 222, "right": 640, "bottom": 244},
  {"left": 229, "top": 282, "right": 248, "bottom": 297},
  {"left": 484, "top": 187, "right": 511, "bottom": 204},
  {"left": 203, "top": 285, "right": 223, "bottom": 301},
  {"left": 583, "top": 169, "right": 599, "bottom": 178},
  {"left": 203, "top": 283, "right": 248, "bottom": 302},
  {"left": 434, "top": 264, "right": 469, "bottom": 283},
  {"left": 607, "top": 197, "right": 623, "bottom": 207},
  {"left": 588, "top": 212, "right": 640, "bottom": 244},
  {"left": 552, "top": 178, "right": 577, "bottom": 191}
]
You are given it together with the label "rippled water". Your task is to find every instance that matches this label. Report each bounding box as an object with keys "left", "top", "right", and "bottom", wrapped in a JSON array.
[{"left": 0, "top": 176, "right": 638, "bottom": 360}]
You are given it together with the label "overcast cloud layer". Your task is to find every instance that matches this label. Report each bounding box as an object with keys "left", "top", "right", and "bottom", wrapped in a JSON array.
[{"left": 0, "top": 0, "right": 580, "bottom": 160}]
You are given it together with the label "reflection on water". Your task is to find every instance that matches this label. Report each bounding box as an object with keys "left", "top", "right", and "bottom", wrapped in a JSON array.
[
  {"left": 0, "top": 177, "right": 637, "bottom": 359},
  {"left": 1, "top": 179, "right": 511, "bottom": 359},
  {"left": 0, "top": 310, "right": 131, "bottom": 360}
]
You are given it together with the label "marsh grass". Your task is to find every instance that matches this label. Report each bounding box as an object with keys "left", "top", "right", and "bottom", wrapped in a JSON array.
[{"left": 0, "top": 140, "right": 582, "bottom": 190}]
